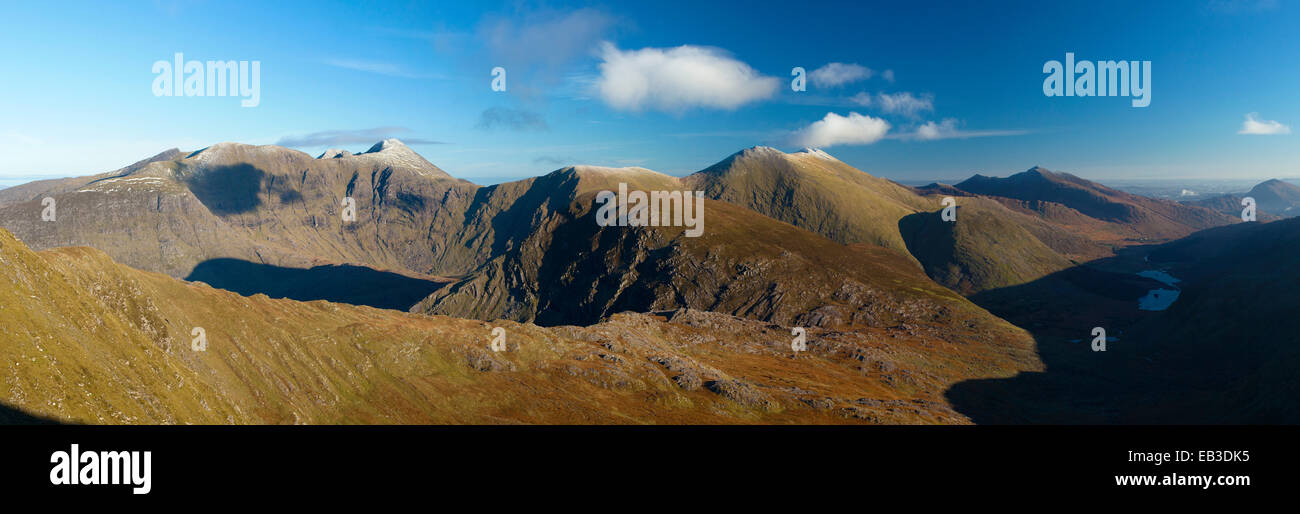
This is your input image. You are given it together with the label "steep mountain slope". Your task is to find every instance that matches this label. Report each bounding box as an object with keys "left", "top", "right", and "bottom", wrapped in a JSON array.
[
  {"left": 0, "top": 227, "right": 1040, "bottom": 424},
  {"left": 1138, "top": 219, "right": 1300, "bottom": 421},
  {"left": 956, "top": 167, "right": 1234, "bottom": 240},
  {"left": 898, "top": 201, "right": 1076, "bottom": 295},
  {"left": 683, "top": 146, "right": 929, "bottom": 255},
  {"left": 415, "top": 165, "right": 1042, "bottom": 358},
  {"left": 682, "top": 148, "right": 1099, "bottom": 293},
  {"left": 0, "top": 140, "right": 489, "bottom": 281},
  {"left": 2, "top": 143, "right": 1092, "bottom": 307},
  {"left": 4, "top": 142, "right": 1202, "bottom": 309}
]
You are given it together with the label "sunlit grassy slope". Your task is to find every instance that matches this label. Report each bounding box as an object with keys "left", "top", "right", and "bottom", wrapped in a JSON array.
[{"left": 0, "top": 228, "right": 1040, "bottom": 424}]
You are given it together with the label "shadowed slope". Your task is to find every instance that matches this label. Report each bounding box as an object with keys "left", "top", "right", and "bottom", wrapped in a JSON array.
[
  {"left": 0, "top": 403, "right": 65, "bottom": 425},
  {"left": 947, "top": 217, "right": 1300, "bottom": 423},
  {"left": 185, "top": 259, "right": 449, "bottom": 311}
]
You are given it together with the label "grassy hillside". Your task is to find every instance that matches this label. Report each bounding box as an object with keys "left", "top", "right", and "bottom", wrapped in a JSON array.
[
  {"left": 684, "top": 148, "right": 1096, "bottom": 293},
  {"left": 0, "top": 228, "right": 1040, "bottom": 424}
]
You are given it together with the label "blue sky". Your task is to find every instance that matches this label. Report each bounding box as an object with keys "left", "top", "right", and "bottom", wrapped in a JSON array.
[{"left": 0, "top": 0, "right": 1296, "bottom": 187}]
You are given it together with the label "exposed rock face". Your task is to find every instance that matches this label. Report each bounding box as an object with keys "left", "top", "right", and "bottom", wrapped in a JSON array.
[
  {"left": 0, "top": 140, "right": 488, "bottom": 281},
  {"left": 410, "top": 165, "right": 1026, "bottom": 338}
]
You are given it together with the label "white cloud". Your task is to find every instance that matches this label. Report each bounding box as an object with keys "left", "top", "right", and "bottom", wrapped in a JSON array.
[
  {"left": 810, "top": 62, "right": 873, "bottom": 88},
  {"left": 899, "top": 119, "right": 1029, "bottom": 141},
  {"left": 1238, "top": 112, "right": 1291, "bottom": 135},
  {"left": 594, "top": 42, "right": 780, "bottom": 112},
  {"left": 916, "top": 119, "right": 958, "bottom": 140},
  {"left": 875, "top": 92, "right": 933, "bottom": 116},
  {"left": 882, "top": 69, "right": 895, "bottom": 82},
  {"left": 849, "top": 92, "right": 873, "bottom": 106},
  {"left": 791, "top": 112, "right": 891, "bottom": 148}
]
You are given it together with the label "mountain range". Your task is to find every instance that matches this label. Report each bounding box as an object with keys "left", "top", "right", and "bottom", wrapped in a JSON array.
[{"left": 0, "top": 140, "right": 1294, "bottom": 423}]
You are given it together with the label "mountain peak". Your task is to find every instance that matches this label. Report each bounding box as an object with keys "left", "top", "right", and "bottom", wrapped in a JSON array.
[
  {"left": 1247, "top": 179, "right": 1300, "bottom": 212},
  {"left": 318, "top": 149, "right": 353, "bottom": 159},
  {"left": 366, "top": 138, "right": 408, "bottom": 154},
  {"left": 793, "top": 147, "right": 839, "bottom": 161},
  {"left": 739, "top": 145, "right": 784, "bottom": 156},
  {"left": 348, "top": 139, "right": 451, "bottom": 178}
]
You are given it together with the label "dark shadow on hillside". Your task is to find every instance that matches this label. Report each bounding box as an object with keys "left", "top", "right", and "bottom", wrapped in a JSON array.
[
  {"left": 898, "top": 210, "right": 957, "bottom": 282},
  {"left": 944, "top": 222, "right": 1300, "bottom": 423},
  {"left": 943, "top": 262, "right": 1189, "bottom": 424},
  {"left": 0, "top": 403, "right": 65, "bottom": 425},
  {"left": 186, "top": 258, "right": 445, "bottom": 311},
  {"left": 462, "top": 171, "right": 581, "bottom": 258},
  {"left": 183, "top": 164, "right": 266, "bottom": 215}
]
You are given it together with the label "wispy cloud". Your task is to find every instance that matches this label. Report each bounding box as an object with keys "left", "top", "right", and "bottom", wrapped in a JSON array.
[
  {"left": 790, "top": 112, "right": 891, "bottom": 148},
  {"left": 1238, "top": 112, "right": 1290, "bottom": 135},
  {"left": 323, "top": 59, "right": 443, "bottom": 79},
  {"left": 809, "top": 62, "right": 874, "bottom": 88},
  {"left": 477, "top": 107, "right": 549, "bottom": 131},
  {"left": 533, "top": 155, "right": 572, "bottom": 166},
  {"left": 874, "top": 92, "right": 934, "bottom": 117},
  {"left": 896, "top": 119, "right": 1029, "bottom": 141},
  {"left": 276, "top": 127, "right": 446, "bottom": 148},
  {"left": 594, "top": 42, "right": 779, "bottom": 113}
]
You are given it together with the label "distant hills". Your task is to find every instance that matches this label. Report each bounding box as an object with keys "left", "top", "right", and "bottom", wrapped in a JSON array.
[
  {"left": 956, "top": 166, "right": 1234, "bottom": 239},
  {"left": 1188, "top": 178, "right": 1300, "bottom": 219}
]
